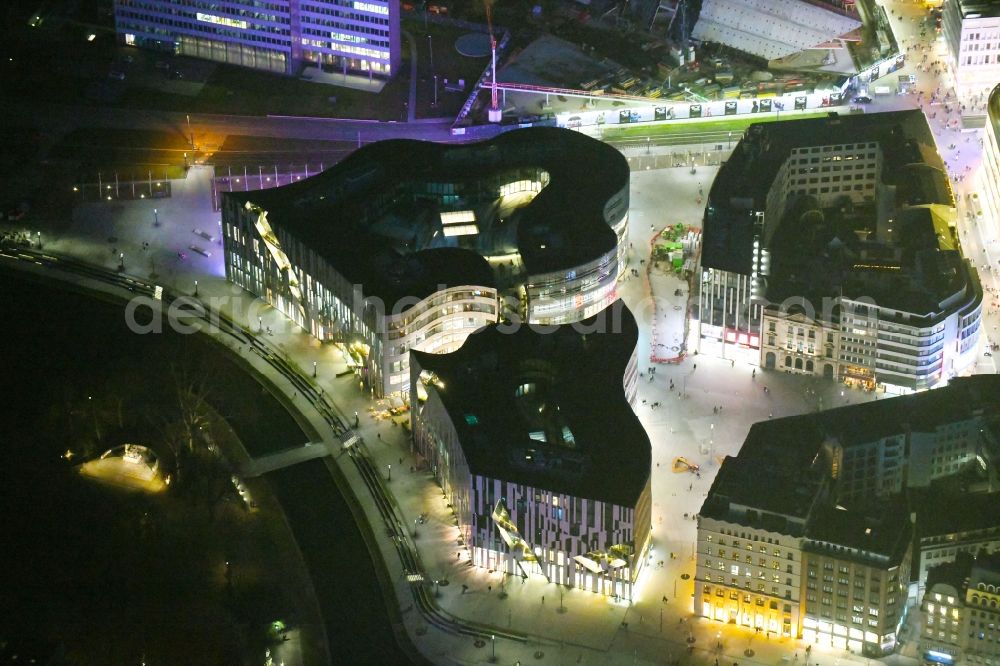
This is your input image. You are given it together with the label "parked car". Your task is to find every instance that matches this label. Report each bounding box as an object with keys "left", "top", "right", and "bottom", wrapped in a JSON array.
[
  {"left": 853, "top": 95, "right": 872, "bottom": 104},
  {"left": 108, "top": 70, "right": 125, "bottom": 81}
]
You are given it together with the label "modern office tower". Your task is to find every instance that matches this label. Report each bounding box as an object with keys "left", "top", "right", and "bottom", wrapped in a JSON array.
[
  {"left": 113, "top": 0, "right": 400, "bottom": 80},
  {"left": 920, "top": 551, "right": 1000, "bottom": 666},
  {"left": 410, "top": 300, "right": 651, "bottom": 600},
  {"left": 942, "top": 0, "right": 1000, "bottom": 94},
  {"left": 699, "top": 110, "right": 982, "bottom": 393},
  {"left": 696, "top": 376, "right": 1000, "bottom": 655},
  {"left": 221, "top": 128, "right": 630, "bottom": 397}
]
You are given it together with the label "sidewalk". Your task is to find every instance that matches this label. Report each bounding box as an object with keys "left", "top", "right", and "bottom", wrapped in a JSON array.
[{"left": 8, "top": 160, "right": 925, "bottom": 666}]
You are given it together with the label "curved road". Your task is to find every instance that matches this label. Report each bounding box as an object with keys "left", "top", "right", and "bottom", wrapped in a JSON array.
[{"left": 0, "top": 244, "right": 528, "bottom": 653}]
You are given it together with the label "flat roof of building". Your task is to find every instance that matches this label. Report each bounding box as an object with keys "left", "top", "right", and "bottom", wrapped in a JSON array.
[
  {"left": 692, "top": 0, "right": 861, "bottom": 61},
  {"left": 700, "top": 376, "right": 1000, "bottom": 530},
  {"left": 702, "top": 110, "right": 946, "bottom": 275},
  {"left": 224, "top": 127, "right": 629, "bottom": 304},
  {"left": 412, "top": 299, "right": 650, "bottom": 507},
  {"left": 915, "top": 491, "right": 1000, "bottom": 538},
  {"left": 925, "top": 552, "right": 973, "bottom": 594},
  {"left": 701, "top": 413, "right": 828, "bottom": 533},
  {"left": 957, "top": 0, "right": 1000, "bottom": 19},
  {"left": 805, "top": 502, "right": 912, "bottom": 568}
]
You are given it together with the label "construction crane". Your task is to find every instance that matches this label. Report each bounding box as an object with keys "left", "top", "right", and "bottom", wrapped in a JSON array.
[{"left": 485, "top": 0, "right": 502, "bottom": 123}]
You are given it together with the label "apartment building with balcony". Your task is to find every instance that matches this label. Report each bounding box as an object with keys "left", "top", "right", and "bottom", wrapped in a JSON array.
[
  {"left": 221, "top": 128, "right": 631, "bottom": 397},
  {"left": 410, "top": 299, "right": 651, "bottom": 600}
]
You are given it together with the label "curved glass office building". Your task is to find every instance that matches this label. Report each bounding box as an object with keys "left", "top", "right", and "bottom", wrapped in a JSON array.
[{"left": 222, "top": 128, "right": 631, "bottom": 396}]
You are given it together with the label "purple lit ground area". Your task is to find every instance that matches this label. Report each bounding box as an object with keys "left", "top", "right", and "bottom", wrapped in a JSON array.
[{"left": 48, "top": 166, "right": 228, "bottom": 281}]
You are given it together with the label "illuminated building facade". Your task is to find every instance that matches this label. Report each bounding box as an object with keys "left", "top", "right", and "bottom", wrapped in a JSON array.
[
  {"left": 113, "top": 0, "right": 400, "bottom": 79},
  {"left": 800, "top": 506, "right": 911, "bottom": 656},
  {"left": 410, "top": 300, "right": 651, "bottom": 600},
  {"left": 222, "top": 128, "right": 630, "bottom": 397},
  {"left": 696, "top": 377, "right": 1000, "bottom": 654},
  {"left": 982, "top": 84, "right": 1000, "bottom": 236},
  {"left": 942, "top": 0, "right": 1000, "bottom": 94},
  {"left": 700, "top": 111, "right": 982, "bottom": 392},
  {"left": 920, "top": 552, "right": 1000, "bottom": 666}
]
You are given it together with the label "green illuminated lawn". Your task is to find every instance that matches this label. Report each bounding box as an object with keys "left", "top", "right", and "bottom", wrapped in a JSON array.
[{"left": 601, "top": 111, "right": 838, "bottom": 140}]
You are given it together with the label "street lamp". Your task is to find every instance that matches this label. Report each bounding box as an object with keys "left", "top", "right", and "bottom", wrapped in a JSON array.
[
  {"left": 187, "top": 114, "right": 194, "bottom": 149},
  {"left": 387, "top": 464, "right": 392, "bottom": 481},
  {"left": 313, "top": 361, "right": 317, "bottom": 378},
  {"left": 119, "top": 252, "right": 125, "bottom": 271},
  {"left": 490, "top": 634, "right": 496, "bottom": 662},
  {"left": 194, "top": 280, "right": 199, "bottom": 297},
  {"left": 36, "top": 231, "right": 41, "bottom": 249},
  {"left": 153, "top": 207, "right": 159, "bottom": 226},
  {"left": 258, "top": 316, "right": 263, "bottom": 332}
]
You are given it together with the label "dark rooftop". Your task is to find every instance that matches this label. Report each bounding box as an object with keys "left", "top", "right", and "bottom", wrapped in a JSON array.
[
  {"left": 700, "top": 376, "right": 1000, "bottom": 530},
  {"left": 224, "top": 127, "right": 629, "bottom": 304},
  {"left": 411, "top": 299, "right": 650, "bottom": 507},
  {"left": 925, "top": 552, "right": 973, "bottom": 594},
  {"left": 804, "top": 502, "right": 912, "bottom": 568},
  {"left": 702, "top": 110, "right": 946, "bottom": 276},
  {"left": 914, "top": 491, "right": 1000, "bottom": 538},
  {"left": 700, "top": 414, "right": 829, "bottom": 532}
]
